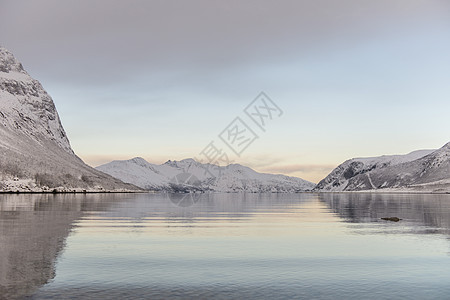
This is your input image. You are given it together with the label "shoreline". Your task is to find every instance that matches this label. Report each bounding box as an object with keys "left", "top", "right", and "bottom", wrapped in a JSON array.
[
  {"left": 314, "top": 190, "right": 450, "bottom": 195},
  {"left": 0, "top": 190, "right": 145, "bottom": 194},
  {"left": 1, "top": 190, "right": 449, "bottom": 195}
]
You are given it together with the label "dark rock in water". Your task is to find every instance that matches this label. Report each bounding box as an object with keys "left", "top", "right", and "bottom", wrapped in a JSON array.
[{"left": 381, "top": 217, "right": 402, "bottom": 222}]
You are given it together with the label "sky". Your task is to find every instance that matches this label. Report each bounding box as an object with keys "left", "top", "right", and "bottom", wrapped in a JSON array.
[{"left": 1, "top": 0, "right": 449, "bottom": 183}]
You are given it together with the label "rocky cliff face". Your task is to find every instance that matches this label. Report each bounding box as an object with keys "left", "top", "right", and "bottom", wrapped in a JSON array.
[
  {"left": 0, "top": 47, "right": 72, "bottom": 154},
  {"left": 0, "top": 46, "right": 138, "bottom": 192},
  {"left": 315, "top": 150, "right": 434, "bottom": 191},
  {"left": 316, "top": 144, "right": 450, "bottom": 192}
]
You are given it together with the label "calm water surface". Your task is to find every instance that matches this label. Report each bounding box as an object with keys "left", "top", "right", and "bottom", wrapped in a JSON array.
[{"left": 1, "top": 193, "right": 450, "bottom": 299}]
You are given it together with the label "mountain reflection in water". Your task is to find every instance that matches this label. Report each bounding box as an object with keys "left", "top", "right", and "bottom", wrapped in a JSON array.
[
  {"left": 1, "top": 193, "right": 450, "bottom": 300},
  {"left": 319, "top": 193, "right": 450, "bottom": 236}
]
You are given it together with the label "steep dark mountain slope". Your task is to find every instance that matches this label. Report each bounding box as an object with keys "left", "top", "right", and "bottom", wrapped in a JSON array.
[{"left": 0, "top": 46, "right": 138, "bottom": 192}]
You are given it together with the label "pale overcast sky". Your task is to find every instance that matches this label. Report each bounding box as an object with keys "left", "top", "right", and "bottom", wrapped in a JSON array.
[{"left": 1, "top": 0, "right": 449, "bottom": 182}]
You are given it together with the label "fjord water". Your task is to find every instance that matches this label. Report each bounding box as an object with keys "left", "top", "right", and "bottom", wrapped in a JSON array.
[{"left": 1, "top": 193, "right": 450, "bottom": 299}]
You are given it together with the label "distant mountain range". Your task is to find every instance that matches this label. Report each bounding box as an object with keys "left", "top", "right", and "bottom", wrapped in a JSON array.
[
  {"left": 0, "top": 45, "right": 314, "bottom": 194},
  {"left": 96, "top": 157, "right": 316, "bottom": 192},
  {"left": 97, "top": 143, "right": 450, "bottom": 193},
  {"left": 1, "top": 46, "right": 449, "bottom": 194},
  {"left": 0, "top": 46, "right": 138, "bottom": 192},
  {"left": 315, "top": 143, "right": 450, "bottom": 192}
]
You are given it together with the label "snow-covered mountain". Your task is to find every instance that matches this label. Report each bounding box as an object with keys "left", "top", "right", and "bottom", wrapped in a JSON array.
[
  {"left": 0, "top": 46, "right": 138, "bottom": 192},
  {"left": 315, "top": 144, "right": 450, "bottom": 192},
  {"left": 97, "top": 157, "right": 316, "bottom": 192}
]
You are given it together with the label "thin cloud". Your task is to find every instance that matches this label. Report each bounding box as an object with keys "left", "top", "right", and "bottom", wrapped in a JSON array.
[{"left": 1, "top": 0, "right": 447, "bottom": 86}]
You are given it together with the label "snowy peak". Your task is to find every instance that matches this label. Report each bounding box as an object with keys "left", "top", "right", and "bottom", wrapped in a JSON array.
[
  {"left": 315, "top": 148, "right": 435, "bottom": 191},
  {"left": 163, "top": 158, "right": 200, "bottom": 169},
  {"left": 0, "top": 46, "right": 138, "bottom": 191},
  {"left": 129, "top": 157, "right": 152, "bottom": 167},
  {"left": 0, "top": 47, "right": 25, "bottom": 73},
  {"left": 97, "top": 157, "right": 316, "bottom": 192},
  {"left": 316, "top": 143, "right": 450, "bottom": 192},
  {"left": 349, "top": 149, "right": 435, "bottom": 166},
  {"left": 0, "top": 46, "right": 72, "bottom": 153},
  {"left": 435, "top": 142, "right": 450, "bottom": 153}
]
